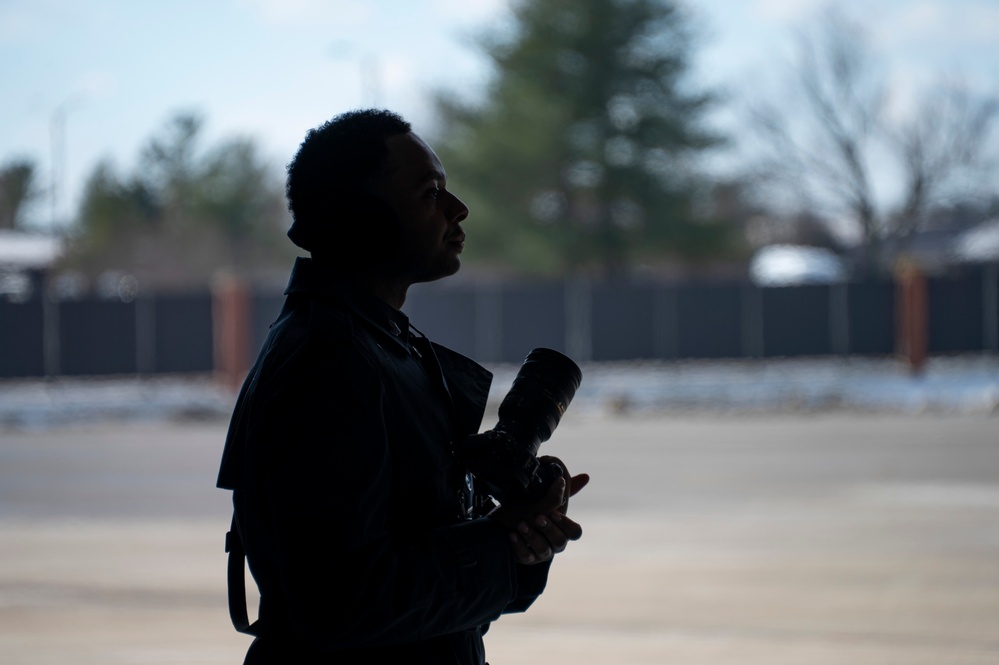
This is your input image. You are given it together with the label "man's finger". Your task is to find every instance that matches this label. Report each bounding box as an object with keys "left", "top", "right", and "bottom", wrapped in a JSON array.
[
  {"left": 508, "top": 531, "right": 541, "bottom": 565},
  {"left": 517, "top": 521, "right": 553, "bottom": 561},
  {"left": 568, "top": 473, "right": 590, "bottom": 498},
  {"left": 537, "top": 476, "right": 567, "bottom": 512},
  {"left": 548, "top": 511, "right": 582, "bottom": 541},
  {"left": 558, "top": 472, "right": 589, "bottom": 511}
]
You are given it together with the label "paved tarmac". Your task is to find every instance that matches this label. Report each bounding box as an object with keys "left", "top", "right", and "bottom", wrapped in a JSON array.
[{"left": 1, "top": 413, "right": 997, "bottom": 664}]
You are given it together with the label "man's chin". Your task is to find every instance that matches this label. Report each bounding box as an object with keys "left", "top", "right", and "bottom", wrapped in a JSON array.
[
  {"left": 415, "top": 258, "right": 461, "bottom": 285},
  {"left": 441, "top": 259, "right": 461, "bottom": 280},
  {"left": 439, "top": 252, "right": 462, "bottom": 276}
]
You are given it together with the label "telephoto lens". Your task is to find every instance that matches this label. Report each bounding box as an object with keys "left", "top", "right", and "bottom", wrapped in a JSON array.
[
  {"left": 495, "top": 348, "right": 582, "bottom": 455},
  {"left": 457, "top": 348, "right": 582, "bottom": 505}
]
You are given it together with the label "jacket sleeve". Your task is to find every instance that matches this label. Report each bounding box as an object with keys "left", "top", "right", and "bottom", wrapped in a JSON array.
[
  {"left": 506, "top": 560, "right": 551, "bottom": 613},
  {"left": 241, "top": 343, "right": 524, "bottom": 652}
]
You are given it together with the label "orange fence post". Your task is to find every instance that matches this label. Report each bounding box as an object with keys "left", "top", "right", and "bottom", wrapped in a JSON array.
[
  {"left": 894, "top": 261, "right": 928, "bottom": 374},
  {"left": 213, "top": 275, "right": 252, "bottom": 391}
]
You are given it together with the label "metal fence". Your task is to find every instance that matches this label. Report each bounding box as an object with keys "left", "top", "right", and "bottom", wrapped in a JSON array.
[
  {"left": 408, "top": 268, "right": 997, "bottom": 363},
  {"left": 1, "top": 266, "right": 997, "bottom": 379},
  {"left": 0, "top": 292, "right": 214, "bottom": 378}
]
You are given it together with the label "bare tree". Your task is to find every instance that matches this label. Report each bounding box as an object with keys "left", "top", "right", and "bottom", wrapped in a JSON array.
[
  {"left": 745, "top": 10, "right": 998, "bottom": 273},
  {"left": 892, "top": 84, "right": 999, "bottom": 237}
]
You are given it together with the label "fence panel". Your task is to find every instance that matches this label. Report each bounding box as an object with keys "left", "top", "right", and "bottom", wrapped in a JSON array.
[
  {"left": 153, "top": 292, "right": 214, "bottom": 373},
  {"left": 500, "top": 283, "right": 566, "bottom": 363},
  {"left": 591, "top": 282, "right": 656, "bottom": 361},
  {"left": 59, "top": 298, "right": 138, "bottom": 376},
  {"left": 675, "top": 283, "right": 744, "bottom": 359},
  {"left": 761, "top": 285, "right": 832, "bottom": 357},
  {"left": 0, "top": 299, "right": 44, "bottom": 378},
  {"left": 988, "top": 266, "right": 999, "bottom": 351},
  {"left": 847, "top": 280, "right": 895, "bottom": 355},
  {"left": 928, "top": 270, "right": 984, "bottom": 353}
]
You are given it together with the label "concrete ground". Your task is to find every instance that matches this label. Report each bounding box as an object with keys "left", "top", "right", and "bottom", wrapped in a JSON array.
[{"left": 1, "top": 413, "right": 997, "bottom": 664}]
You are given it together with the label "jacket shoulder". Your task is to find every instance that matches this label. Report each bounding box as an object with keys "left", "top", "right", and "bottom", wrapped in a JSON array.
[
  {"left": 267, "top": 294, "right": 355, "bottom": 364},
  {"left": 216, "top": 295, "right": 377, "bottom": 490}
]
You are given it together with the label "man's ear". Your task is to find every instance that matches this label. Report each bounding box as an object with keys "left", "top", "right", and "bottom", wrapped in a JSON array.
[
  {"left": 328, "top": 193, "right": 399, "bottom": 268},
  {"left": 361, "top": 192, "right": 398, "bottom": 226}
]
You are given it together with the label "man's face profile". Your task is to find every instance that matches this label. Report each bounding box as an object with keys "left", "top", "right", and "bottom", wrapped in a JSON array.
[{"left": 371, "top": 132, "right": 469, "bottom": 285}]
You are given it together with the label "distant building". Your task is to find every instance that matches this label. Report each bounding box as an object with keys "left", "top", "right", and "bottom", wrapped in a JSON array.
[
  {"left": 749, "top": 245, "right": 848, "bottom": 287},
  {"left": 0, "top": 230, "right": 63, "bottom": 302},
  {"left": 954, "top": 219, "right": 999, "bottom": 264}
]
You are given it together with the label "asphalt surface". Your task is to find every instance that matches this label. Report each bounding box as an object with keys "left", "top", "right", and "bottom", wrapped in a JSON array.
[{"left": 1, "top": 413, "right": 997, "bottom": 664}]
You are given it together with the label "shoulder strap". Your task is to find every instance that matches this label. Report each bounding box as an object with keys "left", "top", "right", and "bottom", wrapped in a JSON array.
[{"left": 225, "top": 513, "right": 261, "bottom": 636}]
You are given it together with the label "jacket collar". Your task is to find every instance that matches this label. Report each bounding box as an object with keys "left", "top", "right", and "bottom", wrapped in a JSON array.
[{"left": 285, "top": 257, "right": 412, "bottom": 353}]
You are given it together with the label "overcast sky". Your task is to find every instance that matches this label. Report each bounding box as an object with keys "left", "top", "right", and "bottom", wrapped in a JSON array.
[{"left": 2, "top": 0, "right": 997, "bottom": 230}]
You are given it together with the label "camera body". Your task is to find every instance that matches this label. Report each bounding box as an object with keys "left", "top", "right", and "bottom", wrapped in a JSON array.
[{"left": 456, "top": 348, "right": 582, "bottom": 505}]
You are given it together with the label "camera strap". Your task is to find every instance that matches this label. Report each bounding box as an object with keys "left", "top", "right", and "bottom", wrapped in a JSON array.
[
  {"left": 409, "top": 326, "right": 461, "bottom": 428},
  {"left": 409, "top": 326, "right": 479, "bottom": 519},
  {"left": 224, "top": 513, "right": 261, "bottom": 636}
]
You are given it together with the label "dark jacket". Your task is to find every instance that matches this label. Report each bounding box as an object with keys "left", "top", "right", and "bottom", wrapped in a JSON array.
[{"left": 217, "top": 258, "right": 548, "bottom": 664}]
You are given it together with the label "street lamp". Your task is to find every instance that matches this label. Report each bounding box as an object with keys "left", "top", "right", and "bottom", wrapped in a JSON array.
[
  {"left": 328, "top": 40, "right": 382, "bottom": 107},
  {"left": 50, "top": 93, "right": 85, "bottom": 232}
]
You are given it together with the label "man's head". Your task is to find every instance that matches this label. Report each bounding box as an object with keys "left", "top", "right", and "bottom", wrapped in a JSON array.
[
  {"left": 286, "top": 109, "right": 411, "bottom": 261},
  {"left": 286, "top": 109, "right": 468, "bottom": 287}
]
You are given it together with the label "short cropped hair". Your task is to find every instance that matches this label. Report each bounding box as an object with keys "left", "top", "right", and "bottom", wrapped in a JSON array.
[{"left": 286, "top": 109, "right": 412, "bottom": 257}]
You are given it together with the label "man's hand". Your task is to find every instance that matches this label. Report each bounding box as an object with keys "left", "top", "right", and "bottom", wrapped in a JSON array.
[
  {"left": 539, "top": 455, "right": 589, "bottom": 512},
  {"left": 492, "top": 458, "right": 590, "bottom": 565}
]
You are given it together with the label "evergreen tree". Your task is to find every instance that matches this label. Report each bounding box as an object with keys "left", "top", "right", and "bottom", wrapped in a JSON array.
[
  {"left": 62, "top": 112, "right": 292, "bottom": 287},
  {"left": 434, "top": 0, "right": 727, "bottom": 276}
]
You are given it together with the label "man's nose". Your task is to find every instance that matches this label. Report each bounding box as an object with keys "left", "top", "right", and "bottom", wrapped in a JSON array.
[{"left": 448, "top": 191, "right": 469, "bottom": 224}]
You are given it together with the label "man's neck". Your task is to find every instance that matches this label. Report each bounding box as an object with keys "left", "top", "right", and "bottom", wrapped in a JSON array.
[
  {"left": 352, "top": 273, "right": 409, "bottom": 311},
  {"left": 310, "top": 258, "right": 409, "bottom": 310}
]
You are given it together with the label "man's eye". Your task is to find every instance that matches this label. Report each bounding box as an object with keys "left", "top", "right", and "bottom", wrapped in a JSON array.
[{"left": 427, "top": 188, "right": 440, "bottom": 199}]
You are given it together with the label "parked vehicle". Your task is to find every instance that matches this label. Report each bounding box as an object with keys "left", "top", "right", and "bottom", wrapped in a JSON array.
[{"left": 749, "top": 244, "right": 847, "bottom": 287}]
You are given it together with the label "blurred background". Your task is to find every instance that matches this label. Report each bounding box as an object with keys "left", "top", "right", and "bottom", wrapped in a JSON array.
[
  {"left": 1, "top": 1, "right": 998, "bottom": 663},
  {"left": 2, "top": 0, "right": 998, "bottom": 383}
]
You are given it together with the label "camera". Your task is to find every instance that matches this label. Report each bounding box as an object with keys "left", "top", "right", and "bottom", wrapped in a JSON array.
[{"left": 456, "top": 348, "right": 582, "bottom": 505}]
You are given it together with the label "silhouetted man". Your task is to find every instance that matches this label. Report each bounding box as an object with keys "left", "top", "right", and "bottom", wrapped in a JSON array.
[{"left": 217, "top": 109, "right": 587, "bottom": 664}]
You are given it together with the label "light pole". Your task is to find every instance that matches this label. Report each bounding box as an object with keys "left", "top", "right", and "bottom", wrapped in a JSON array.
[
  {"left": 43, "top": 93, "right": 84, "bottom": 379},
  {"left": 49, "top": 93, "right": 84, "bottom": 232},
  {"left": 329, "top": 41, "right": 382, "bottom": 107}
]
